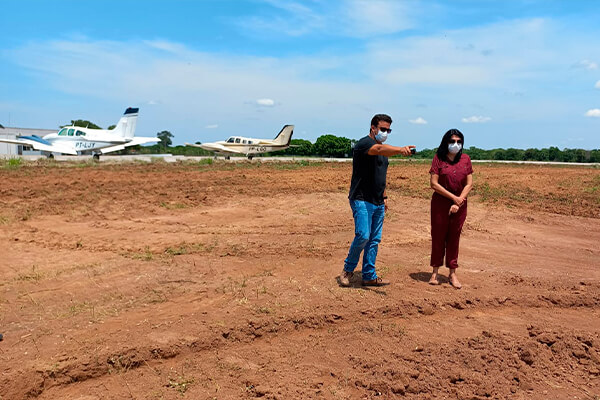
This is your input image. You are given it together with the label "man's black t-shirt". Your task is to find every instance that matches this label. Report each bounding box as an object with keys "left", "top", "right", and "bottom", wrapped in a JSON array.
[{"left": 348, "top": 135, "right": 389, "bottom": 205}]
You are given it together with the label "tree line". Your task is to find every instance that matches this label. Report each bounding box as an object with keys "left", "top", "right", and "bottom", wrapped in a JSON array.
[
  {"left": 145, "top": 132, "right": 600, "bottom": 162},
  {"left": 424, "top": 147, "right": 600, "bottom": 163},
  {"left": 279, "top": 139, "right": 600, "bottom": 162}
]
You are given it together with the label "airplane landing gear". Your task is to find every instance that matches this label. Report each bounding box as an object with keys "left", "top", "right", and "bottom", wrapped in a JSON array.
[
  {"left": 93, "top": 153, "right": 100, "bottom": 162},
  {"left": 248, "top": 155, "right": 254, "bottom": 160},
  {"left": 47, "top": 153, "right": 54, "bottom": 159},
  {"left": 225, "top": 156, "right": 231, "bottom": 160}
]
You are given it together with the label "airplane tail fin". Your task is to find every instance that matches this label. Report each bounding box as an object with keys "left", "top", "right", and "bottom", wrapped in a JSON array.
[
  {"left": 272, "top": 125, "right": 294, "bottom": 146},
  {"left": 110, "top": 107, "right": 139, "bottom": 139}
]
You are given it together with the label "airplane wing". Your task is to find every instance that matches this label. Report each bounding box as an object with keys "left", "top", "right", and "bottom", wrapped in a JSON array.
[
  {"left": 185, "top": 142, "right": 244, "bottom": 154},
  {"left": 125, "top": 136, "right": 160, "bottom": 146},
  {"left": 100, "top": 136, "right": 159, "bottom": 154},
  {"left": 0, "top": 135, "right": 77, "bottom": 155}
]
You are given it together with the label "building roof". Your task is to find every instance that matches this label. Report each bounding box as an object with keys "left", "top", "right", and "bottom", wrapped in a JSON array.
[{"left": 0, "top": 127, "right": 56, "bottom": 136}]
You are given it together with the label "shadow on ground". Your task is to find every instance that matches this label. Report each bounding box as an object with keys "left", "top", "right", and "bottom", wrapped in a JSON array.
[{"left": 410, "top": 271, "right": 449, "bottom": 284}]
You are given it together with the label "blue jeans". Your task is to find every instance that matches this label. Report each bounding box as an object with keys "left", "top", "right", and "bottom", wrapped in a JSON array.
[{"left": 344, "top": 200, "right": 385, "bottom": 281}]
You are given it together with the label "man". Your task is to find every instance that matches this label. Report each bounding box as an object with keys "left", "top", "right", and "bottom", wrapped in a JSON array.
[{"left": 340, "top": 114, "right": 415, "bottom": 287}]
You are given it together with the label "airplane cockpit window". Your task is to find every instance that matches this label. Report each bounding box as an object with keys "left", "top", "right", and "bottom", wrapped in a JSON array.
[
  {"left": 68, "top": 129, "right": 74, "bottom": 136},
  {"left": 235, "top": 138, "right": 241, "bottom": 143},
  {"left": 227, "top": 137, "right": 235, "bottom": 143},
  {"left": 58, "top": 128, "right": 68, "bottom": 136}
]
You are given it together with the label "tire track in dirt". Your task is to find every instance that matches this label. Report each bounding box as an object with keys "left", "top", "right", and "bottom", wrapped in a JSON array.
[
  {"left": 4, "top": 283, "right": 600, "bottom": 399},
  {"left": 16, "top": 306, "right": 600, "bottom": 399}
]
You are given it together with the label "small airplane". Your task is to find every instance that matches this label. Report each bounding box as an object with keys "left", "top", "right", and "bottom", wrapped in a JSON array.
[
  {"left": 0, "top": 107, "right": 159, "bottom": 160},
  {"left": 186, "top": 124, "right": 294, "bottom": 159}
]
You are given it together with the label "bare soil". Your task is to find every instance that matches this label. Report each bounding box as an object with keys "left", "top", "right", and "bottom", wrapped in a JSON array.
[{"left": 1, "top": 160, "right": 599, "bottom": 399}]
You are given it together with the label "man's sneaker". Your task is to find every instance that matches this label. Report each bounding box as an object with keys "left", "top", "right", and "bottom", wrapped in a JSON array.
[
  {"left": 362, "top": 277, "right": 390, "bottom": 287},
  {"left": 339, "top": 270, "right": 353, "bottom": 287}
]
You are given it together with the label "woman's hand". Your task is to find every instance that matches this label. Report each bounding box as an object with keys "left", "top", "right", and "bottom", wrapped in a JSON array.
[
  {"left": 449, "top": 204, "right": 459, "bottom": 215},
  {"left": 454, "top": 195, "right": 465, "bottom": 206},
  {"left": 384, "top": 198, "right": 388, "bottom": 212}
]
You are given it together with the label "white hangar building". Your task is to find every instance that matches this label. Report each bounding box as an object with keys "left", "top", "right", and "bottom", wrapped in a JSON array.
[{"left": 0, "top": 126, "right": 56, "bottom": 156}]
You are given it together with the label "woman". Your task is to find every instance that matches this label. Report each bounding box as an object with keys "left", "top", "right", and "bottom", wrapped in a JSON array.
[{"left": 428, "top": 129, "right": 473, "bottom": 289}]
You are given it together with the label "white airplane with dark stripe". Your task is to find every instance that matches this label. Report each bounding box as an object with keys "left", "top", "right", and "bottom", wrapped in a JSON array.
[
  {"left": 186, "top": 125, "right": 294, "bottom": 160},
  {"left": 0, "top": 108, "right": 159, "bottom": 160}
]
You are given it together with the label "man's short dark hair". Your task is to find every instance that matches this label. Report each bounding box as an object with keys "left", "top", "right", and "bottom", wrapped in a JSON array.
[{"left": 371, "top": 114, "right": 392, "bottom": 128}]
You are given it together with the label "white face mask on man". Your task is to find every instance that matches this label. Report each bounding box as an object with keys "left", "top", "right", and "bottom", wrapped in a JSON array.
[
  {"left": 375, "top": 130, "right": 389, "bottom": 143},
  {"left": 448, "top": 142, "right": 462, "bottom": 154}
]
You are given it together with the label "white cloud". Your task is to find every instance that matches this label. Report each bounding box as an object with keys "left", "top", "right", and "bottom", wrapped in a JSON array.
[
  {"left": 504, "top": 90, "right": 525, "bottom": 97},
  {"left": 367, "top": 18, "right": 557, "bottom": 87},
  {"left": 384, "top": 64, "right": 491, "bottom": 86},
  {"left": 237, "top": 1, "right": 325, "bottom": 37},
  {"left": 143, "top": 40, "right": 186, "bottom": 53},
  {"left": 343, "top": 0, "right": 414, "bottom": 37},
  {"left": 462, "top": 116, "right": 491, "bottom": 123},
  {"left": 8, "top": 39, "right": 364, "bottom": 105},
  {"left": 585, "top": 109, "right": 600, "bottom": 117},
  {"left": 205, "top": 124, "right": 218, "bottom": 129},
  {"left": 595, "top": 80, "right": 600, "bottom": 89},
  {"left": 238, "top": 0, "right": 415, "bottom": 38},
  {"left": 573, "top": 59, "right": 598, "bottom": 70},
  {"left": 409, "top": 117, "right": 427, "bottom": 124},
  {"left": 6, "top": 39, "right": 371, "bottom": 143},
  {"left": 255, "top": 98, "right": 275, "bottom": 107}
]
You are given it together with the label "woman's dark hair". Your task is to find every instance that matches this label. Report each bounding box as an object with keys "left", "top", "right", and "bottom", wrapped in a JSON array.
[{"left": 436, "top": 128, "right": 464, "bottom": 164}]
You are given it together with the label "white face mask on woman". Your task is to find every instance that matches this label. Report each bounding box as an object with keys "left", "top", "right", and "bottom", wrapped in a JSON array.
[{"left": 448, "top": 142, "right": 462, "bottom": 154}]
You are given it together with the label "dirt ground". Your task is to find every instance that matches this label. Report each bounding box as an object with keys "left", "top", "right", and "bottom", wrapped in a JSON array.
[{"left": 1, "top": 159, "right": 599, "bottom": 400}]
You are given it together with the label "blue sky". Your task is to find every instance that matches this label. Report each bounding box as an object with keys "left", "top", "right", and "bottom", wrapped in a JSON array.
[{"left": 1, "top": 0, "right": 599, "bottom": 149}]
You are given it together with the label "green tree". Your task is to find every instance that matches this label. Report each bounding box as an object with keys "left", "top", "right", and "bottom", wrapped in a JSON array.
[
  {"left": 62, "top": 120, "right": 102, "bottom": 129},
  {"left": 571, "top": 149, "right": 584, "bottom": 162},
  {"left": 492, "top": 149, "right": 506, "bottom": 160},
  {"left": 157, "top": 130, "right": 173, "bottom": 148},
  {"left": 538, "top": 148, "right": 550, "bottom": 161},
  {"left": 313, "top": 134, "right": 352, "bottom": 157},
  {"left": 548, "top": 146, "right": 561, "bottom": 161},
  {"left": 411, "top": 148, "right": 436, "bottom": 159},
  {"left": 281, "top": 139, "right": 313, "bottom": 156},
  {"left": 464, "top": 146, "right": 484, "bottom": 160},
  {"left": 166, "top": 145, "right": 212, "bottom": 156},
  {"left": 504, "top": 148, "right": 524, "bottom": 161},
  {"left": 523, "top": 148, "right": 541, "bottom": 161},
  {"left": 107, "top": 124, "right": 116, "bottom": 130}
]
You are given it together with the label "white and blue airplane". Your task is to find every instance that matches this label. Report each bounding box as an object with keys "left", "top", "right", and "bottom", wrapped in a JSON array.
[{"left": 0, "top": 107, "right": 159, "bottom": 160}]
